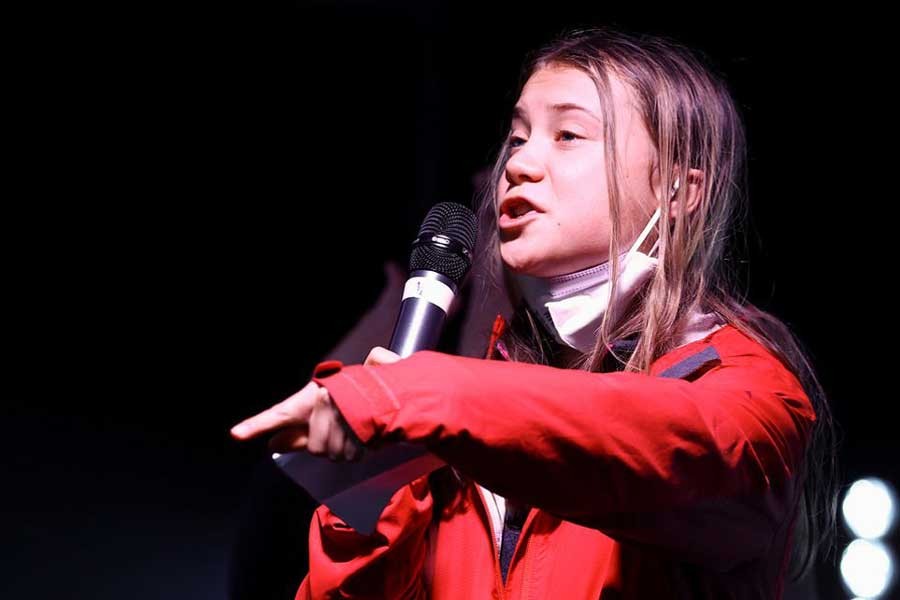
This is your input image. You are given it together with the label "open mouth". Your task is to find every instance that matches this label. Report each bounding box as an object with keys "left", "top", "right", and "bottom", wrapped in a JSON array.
[
  {"left": 506, "top": 201, "right": 535, "bottom": 217},
  {"left": 499, "top": 197, "right": 539, "bottom": 228},
  {"left": 500, "top": 198, "right": 537, "bottom": 222}
]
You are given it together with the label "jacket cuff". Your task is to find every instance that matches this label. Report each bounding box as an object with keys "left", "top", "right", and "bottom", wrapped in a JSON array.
[{"left": 310, "top": 359, "right": 398, "bottom": 445}]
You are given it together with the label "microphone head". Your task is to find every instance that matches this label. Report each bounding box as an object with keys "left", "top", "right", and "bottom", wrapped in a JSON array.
[{"left": 410, "top": 202, "right": 477, "bottom": 286}]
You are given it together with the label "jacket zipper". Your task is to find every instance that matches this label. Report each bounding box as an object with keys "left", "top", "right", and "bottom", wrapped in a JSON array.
[
  {"left": 474, "top": 484, "right": 510, "bottom": 599},
  {"left": 507, "top": 507, "right": 537, "bottom": 599},
  {"left": 475, "top": 485, "right": 540, "bottom": 599}
]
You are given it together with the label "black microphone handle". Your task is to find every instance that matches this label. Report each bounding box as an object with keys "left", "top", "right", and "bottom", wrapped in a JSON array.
[{"left": 388, "top": 269, "right": 459, "bottom": 358}]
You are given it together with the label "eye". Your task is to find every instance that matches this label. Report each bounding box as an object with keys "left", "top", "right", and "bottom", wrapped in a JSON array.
[
  {"left": 508, "top": 135, "right": 527, "bottom": 148},
  {"left": 557, "top": 130, "right": 581, "bottom": 143}
]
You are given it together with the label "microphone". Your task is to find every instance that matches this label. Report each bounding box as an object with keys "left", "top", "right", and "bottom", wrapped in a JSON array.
[
  {"left": 271, "top": 203, "right": 476, "bottom": 533},
  {"left": 389, "top": 202, "right": 478, "bottom": 358}
]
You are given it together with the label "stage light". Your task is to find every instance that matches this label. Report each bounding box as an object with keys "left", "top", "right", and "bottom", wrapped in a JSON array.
[
  {"left": 839, "top": 539, "right": 893, "bottom": 598},
  {"left": 842, "top": 478, "right": 896, "bottom": 540}
]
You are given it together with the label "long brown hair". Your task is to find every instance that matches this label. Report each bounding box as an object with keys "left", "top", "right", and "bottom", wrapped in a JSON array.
[{"left": 436, "top": 25, "right": 838, "bottom": 580}]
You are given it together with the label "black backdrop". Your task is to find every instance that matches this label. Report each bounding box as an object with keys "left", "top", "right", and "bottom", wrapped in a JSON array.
[{"left": 8, "top": 2, "right": 897, "bottom": 598}]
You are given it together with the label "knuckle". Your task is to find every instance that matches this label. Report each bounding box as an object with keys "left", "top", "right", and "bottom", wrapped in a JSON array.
[{"left": 273, "top": 407, "right": 293, "bottom": 420}]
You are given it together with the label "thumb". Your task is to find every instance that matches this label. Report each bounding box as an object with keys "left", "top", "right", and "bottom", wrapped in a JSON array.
[{"left": 364, "top": 346, "right": 402, "bottom": 367}]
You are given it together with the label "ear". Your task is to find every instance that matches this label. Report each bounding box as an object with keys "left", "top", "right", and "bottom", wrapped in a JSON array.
[{"left": 669, "top": 168, "right": 705, "bottom": 220}]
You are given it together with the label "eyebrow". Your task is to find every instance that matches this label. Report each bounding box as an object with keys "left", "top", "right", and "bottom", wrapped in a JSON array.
[{"left": 511, "top": 103, "right": 602, "bottom": 124}]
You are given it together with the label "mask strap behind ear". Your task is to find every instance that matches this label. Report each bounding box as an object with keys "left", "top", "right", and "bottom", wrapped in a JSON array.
[{"left": 627, "top": 207, "right": 661, "bottom": 258}]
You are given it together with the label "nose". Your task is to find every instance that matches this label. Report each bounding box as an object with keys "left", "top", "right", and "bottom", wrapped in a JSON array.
[{"left": 503, "top": 142, "right": 544, "bottom": 188}]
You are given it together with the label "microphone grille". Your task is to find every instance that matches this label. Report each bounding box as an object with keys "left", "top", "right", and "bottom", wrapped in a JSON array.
[{"left": 409, "top": 202, "right": 477, "bottom": 286}]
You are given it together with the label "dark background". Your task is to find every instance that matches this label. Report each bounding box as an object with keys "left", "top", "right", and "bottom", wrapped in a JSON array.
[{"left": 8, "top": 2, "right": 897, "bottom": 598}]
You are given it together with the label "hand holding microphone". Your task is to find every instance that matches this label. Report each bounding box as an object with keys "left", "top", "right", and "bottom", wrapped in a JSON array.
[{"left": 230, "top": 202, "right": 477, "bottom": 461}]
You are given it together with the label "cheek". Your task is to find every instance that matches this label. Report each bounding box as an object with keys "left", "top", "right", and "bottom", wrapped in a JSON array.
[
  {"left": 558, "top": 162, "right": 608, "bottom": 218},
  {"left": 557, "top": 151, "right": 605, "bottom": 191},
  {"left": 496, "top": 178, "right": 509, "bottom": 202},
  {"left": 560, "top": 183, "right": 611, "bottom": 247},
  {"left": 569, "top": 203, "right": 609, "bottom": 243}
]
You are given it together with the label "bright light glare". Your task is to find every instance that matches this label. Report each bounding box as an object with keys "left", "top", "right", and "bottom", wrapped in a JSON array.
[
  {"left": 842, "top": 478, "right": 896, "bottom": 539},
  {"left": 840, "top": 539, "right": 893, "bottom": 598}
]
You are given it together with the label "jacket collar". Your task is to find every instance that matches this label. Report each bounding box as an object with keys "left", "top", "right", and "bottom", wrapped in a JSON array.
[{"left": 484, "top": 312, "right": 722, "bottom": 381}]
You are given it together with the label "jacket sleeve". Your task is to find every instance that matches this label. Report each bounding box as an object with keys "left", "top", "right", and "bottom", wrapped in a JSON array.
[
  {"left": 311, "top": 338, "right": 816, "bottom": 571},
  {"left": 295, "top": 473, "right": 432, "bottom": 600}
]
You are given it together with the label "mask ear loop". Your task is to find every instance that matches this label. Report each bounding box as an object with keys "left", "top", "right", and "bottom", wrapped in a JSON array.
[
  {"left": 607, "top": 205, "right": 661, "bottom": 309},
  {"left": 623, "top": 176, "right": 674, "bottom": 260},
  {"left": 599, "top": 205, "right": 661, "bottom": 361},
  {"left": 627, "top": 207, "right": 661, "bottom": 259}
]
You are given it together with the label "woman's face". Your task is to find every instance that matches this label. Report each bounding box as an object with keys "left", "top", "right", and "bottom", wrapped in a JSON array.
[{"left": 497, "top": 65, "right": 660, "bottom": 277}]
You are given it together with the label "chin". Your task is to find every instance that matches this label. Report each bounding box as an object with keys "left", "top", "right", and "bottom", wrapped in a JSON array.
[
  {"left": 501, "top": 252, "right": 556, "bottom": 278},
  {"left": 502, "top": 252, "right": 599, "bottom": 279},
  {"left": 500, "top": 246, "right": 535, "bottom": 274}
]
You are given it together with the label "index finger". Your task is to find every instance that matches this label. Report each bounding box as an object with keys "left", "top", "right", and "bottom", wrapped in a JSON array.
[{"left": 230, "top": 380, "right": 321, "bottom": 441}]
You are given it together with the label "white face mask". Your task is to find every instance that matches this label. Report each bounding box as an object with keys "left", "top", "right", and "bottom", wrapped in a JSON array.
[{"left": 513, "top": 207, "right": 661, "bottom": 352}]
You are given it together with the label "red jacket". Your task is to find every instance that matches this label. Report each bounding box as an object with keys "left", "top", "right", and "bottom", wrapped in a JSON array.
[{"left": 296, "top": 319, "right": 814, "bottom": 599}]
